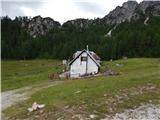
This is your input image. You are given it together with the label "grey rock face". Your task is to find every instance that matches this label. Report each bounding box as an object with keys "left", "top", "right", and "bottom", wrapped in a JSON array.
[
  {"left": 141, "top": 1, "right": 160, "bottom": 16},
  {"left": 103, "top": 1, "right": 160, "bottom": 25},
  {"left": 62, "top": 17, "right": 106, "bottom": 32},
  {"left": 62, "top": 18, "right": 93, "bottom": 31},
  {"left": 22, "top": 15, "right": 61, "bottom": 38},
  {"left": 104, "top": 1, "right": 138, "bottom": 24},
  {"left": 139, "top": 1, "right": 160, "bottom": 14},
  {"left": 123, "top": 1, "right": 138, "bottom": 11}
]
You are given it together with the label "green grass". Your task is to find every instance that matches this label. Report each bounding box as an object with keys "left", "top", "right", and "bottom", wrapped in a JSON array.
[
  {"left": 4, "top": 58, "right": 160, "bottom": 119},
  {"left": 1, "top": 59, "right": 63, "bottom": 91}
]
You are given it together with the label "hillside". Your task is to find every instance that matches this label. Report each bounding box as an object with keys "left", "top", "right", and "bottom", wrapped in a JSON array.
[
  {"left": 1, "top": 1, "right": 160, "bottom": 60},
  {"left": 3, "top": 58, "right": 160, "bottom": 120}
]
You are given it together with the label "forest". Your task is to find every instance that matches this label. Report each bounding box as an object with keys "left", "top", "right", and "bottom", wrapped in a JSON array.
[{"left": 1, "top": 16, "right": 160, "bottom": 60}]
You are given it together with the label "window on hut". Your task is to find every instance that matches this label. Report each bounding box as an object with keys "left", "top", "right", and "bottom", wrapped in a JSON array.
[{"left": 81, "top": 56, "right": 87, "bottom": 61}]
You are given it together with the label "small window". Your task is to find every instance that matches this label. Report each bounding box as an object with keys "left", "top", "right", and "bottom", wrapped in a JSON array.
[{"left": 81, "top": 56, "right": 87, "bottom": 61}]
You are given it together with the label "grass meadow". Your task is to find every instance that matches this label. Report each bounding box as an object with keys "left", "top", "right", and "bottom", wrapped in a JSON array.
[{"left": 2, "top": 58, "right": 160, "bottom": 119}]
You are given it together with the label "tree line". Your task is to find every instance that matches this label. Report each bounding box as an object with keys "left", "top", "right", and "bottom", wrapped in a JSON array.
[{"left": 1, "top": 16, "right": 160, "bottom": 60}]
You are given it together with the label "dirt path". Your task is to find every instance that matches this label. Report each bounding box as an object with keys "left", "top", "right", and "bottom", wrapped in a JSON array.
[
  {"left": 2, "top": 81, "right": 63, "bottom": 119},
  {"left": 2, "top": 87, "right": 30, "bottom": 111},
  {"left": 2, "top": 81, "right": 62, "bottom": 110}
]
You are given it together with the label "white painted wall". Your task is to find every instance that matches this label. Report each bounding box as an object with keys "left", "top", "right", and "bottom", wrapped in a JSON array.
[
  {"left": 87, "top": 56, "right": 98, "bottom": 74},
  {"left": 70, "top": 52, "right": 99, "bottom": 78}
]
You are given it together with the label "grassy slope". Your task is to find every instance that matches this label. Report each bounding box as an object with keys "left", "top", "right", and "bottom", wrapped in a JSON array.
[
  {"left": 1, "top": 59, "right": 62, "bottom": 91},
  {"left": 4, "top": 58, "right": 160, "bottom": 119}
]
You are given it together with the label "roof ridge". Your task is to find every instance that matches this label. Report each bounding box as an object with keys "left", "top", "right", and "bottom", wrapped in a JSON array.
[{"left": 69, "top": 50, "right": 100, "bottom": 67}]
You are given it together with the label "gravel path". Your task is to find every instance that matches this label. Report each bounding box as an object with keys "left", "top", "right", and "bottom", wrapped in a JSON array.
[
  {"left": 1, "top": 81, "right": 63, "bottom": 119},
  {"left": 102, "top": 104, "right": 160, "bottom": 120},
  {"left": 2, "top": 86, "right": 31, "bottom": 110},
  {"left": 2, "top": 81, "right": 62, "bottom": 110}
]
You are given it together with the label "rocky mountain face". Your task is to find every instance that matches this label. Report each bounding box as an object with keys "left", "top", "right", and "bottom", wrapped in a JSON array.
[
  {"left": 22, "top": 1, "right": 160, "bottom": 37},
  {"left": 62, "top": 18, "right": 92, "bottom": 31},
  {"left": 103, "top": 1, "right": 160, "bottom": 25},
  {"left": 62, "top": 18, "right": 105, "bottom": 31},
  {"left": 139, "top": 1, "right": 160, "bottom": 15},
  {"left": 104, "top": 1, "right": 138, "bottom": 24},
  {"left": 22, "top": 15, "right": 61, "bottom": 38}
]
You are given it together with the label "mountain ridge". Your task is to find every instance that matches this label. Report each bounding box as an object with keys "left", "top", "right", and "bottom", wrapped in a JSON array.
[{"left": 18, "top": 1, "right": 160, "bottom": 37}]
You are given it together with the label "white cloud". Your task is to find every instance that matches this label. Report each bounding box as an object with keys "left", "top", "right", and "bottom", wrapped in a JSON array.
[
  {"left": 2, "top": 0, "right": 143, "bottom": 24},
  {"left": 20, "top": 7, "right": 37, "bottom": 17}
]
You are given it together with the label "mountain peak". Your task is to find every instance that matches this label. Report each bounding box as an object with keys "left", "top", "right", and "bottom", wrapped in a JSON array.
[
  {"left": 139, "top": 1, "right": 160, "bottom": 15},
  {"left": 103, "top": 1, "right": 138, "bottom": 24},
  {"left": 22, "top": 15, "right": 61, "bottom": 38},
  {"left": 103, "top": 0, "right": 160, "bottom": 25},
  {"left": 122, "top": 1, "right": 138, "bottom": 11}
]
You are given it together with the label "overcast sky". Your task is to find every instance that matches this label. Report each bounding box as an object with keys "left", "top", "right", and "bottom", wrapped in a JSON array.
[{"left": 1, "top": 0, "right": 143, "bottom": 24}]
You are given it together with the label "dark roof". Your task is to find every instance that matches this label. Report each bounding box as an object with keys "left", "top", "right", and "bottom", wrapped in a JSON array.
[{"left": 68, "top": 49, "right": 100, "bottom": 67}]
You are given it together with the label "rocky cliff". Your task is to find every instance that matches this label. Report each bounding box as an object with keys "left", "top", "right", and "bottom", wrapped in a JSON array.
[
  {"left": 62, "top": 18, "right": 92, "bottom": 31},
  {"left": 103, "top": 1, "right": 160, "bottom": 25},
  {"left": 104, "top": 1, "right": 138, "bottom": 24},
  {"left": 22, "top": 15, "right": 61, "bottom": 38}
]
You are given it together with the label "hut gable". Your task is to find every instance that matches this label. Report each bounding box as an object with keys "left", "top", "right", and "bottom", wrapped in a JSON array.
[{"left": 69, "top": 49, "right": 100, "bottom": 78}]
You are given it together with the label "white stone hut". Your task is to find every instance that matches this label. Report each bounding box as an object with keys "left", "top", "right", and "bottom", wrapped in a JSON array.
[{"left": 68, "top": 49, "right": 100, "bottom": 78}]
